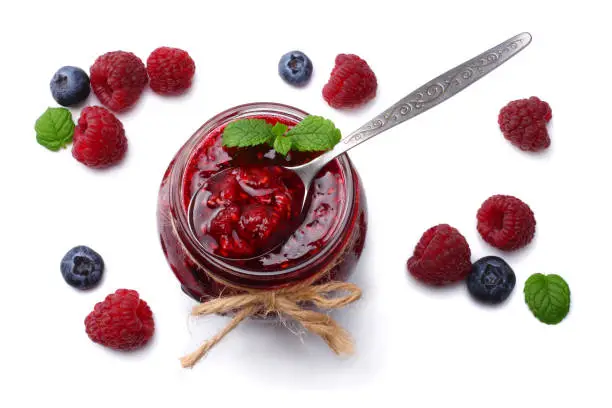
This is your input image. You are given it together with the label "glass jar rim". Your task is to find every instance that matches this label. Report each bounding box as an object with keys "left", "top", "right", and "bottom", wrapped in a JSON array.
[{"left": 168, "top": 102, "right": 356, "bottom": 281}]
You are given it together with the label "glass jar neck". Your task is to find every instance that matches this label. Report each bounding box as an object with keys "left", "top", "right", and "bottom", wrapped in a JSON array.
[{"left": 168, "top": 103, "right": 356, "bottom": 290}]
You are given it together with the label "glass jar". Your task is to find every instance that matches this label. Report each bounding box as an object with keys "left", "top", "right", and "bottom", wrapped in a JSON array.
[{"left": 157, "top": 103, "right": 367, "bottom": 301}]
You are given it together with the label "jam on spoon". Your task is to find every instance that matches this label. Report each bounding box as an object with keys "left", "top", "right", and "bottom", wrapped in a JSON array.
[{"left": 189, "top": 165, "right": 304, "bottom": 259}]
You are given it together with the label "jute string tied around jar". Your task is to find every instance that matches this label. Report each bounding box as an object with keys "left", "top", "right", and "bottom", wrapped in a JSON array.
[{"left": 180, "top": 281, "right": 362, "bottom": 368}]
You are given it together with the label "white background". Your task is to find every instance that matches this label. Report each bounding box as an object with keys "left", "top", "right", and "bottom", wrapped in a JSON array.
[{"left": 1, "top": 0, "right": 610, "bottom": 406}]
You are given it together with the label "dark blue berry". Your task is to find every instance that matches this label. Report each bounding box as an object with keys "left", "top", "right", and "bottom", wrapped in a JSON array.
[
  {"left": 467, "top": 256, "right": 516, "bottom": 304},
  {"left": 278, "top": 51, "right": 313, "bottom": 86},
  {"left": 60, "top": 246, "right": 104, "bottom": 290},
  {"left": 50, "top": 66, "right": 90, "bottom": 106}
]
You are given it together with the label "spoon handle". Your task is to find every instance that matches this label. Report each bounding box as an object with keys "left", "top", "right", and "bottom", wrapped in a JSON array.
[{"left": 313, "top": 32, "right": 532, "bottom": 168}]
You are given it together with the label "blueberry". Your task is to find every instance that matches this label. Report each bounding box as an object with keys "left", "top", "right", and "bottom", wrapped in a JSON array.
[
  {"left": 60, "top": 246, "right": 104, "bottom": 290},
  {"left": 50, "top": 66, "right": 90, "bottom": 106},
  {"left": 278, "top": 51, "right": 313, "bottom": 86},
  {"left": 467, "top": 256, "right": 516, "bottom": 304}
]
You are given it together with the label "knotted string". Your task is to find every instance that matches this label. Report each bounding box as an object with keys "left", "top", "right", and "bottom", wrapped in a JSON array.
[{"left": 180, "top": 281, "right": 362, "bottom": 368}]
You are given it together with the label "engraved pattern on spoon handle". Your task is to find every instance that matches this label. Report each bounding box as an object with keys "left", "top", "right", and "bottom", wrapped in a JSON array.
[{"left": 333, "top": 32, "right": 532, "bottom": 154}]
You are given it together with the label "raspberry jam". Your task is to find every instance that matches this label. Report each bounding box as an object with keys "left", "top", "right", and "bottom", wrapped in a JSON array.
[
  {"left": 157, "top": 103, "right": 367, "bottom": 301},
  {"left": 189, "top": 164, "right": 305, "bottom": 260}
]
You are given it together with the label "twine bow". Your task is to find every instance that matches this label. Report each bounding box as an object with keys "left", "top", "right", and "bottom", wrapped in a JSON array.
[{"left": 180, "top": 281, "right": 362, "bottom": 368}]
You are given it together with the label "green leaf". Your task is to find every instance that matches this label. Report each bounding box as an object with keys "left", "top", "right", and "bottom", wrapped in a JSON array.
[
  {"left": 35, "top": 107, "right": 75, "bottom": 151},
  {"left": 221, "top": 116, "right": 341, "bottom": 155},
  {"left": 524, "top": 273, "right": 571, "bottom": 325},
  {"left": 285, "top": 116, "right": 341, "bottom": 152},
  {"left": 271, "top": 122, "right": 288, "bottom": 139},
  {"left": 273, "top": 135, "right": 292, "bottom": 156},
  {"left": 222, "top": 119, "right": 275, "bottom": 148}
]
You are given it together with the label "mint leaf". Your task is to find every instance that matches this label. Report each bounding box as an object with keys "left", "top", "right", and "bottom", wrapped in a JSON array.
[
  {"left": 35, "top": 107, "right": 74, "bottom": 151},
  {"left": 524, "top": 273, "right": 571, "bottom": 325},
  {"left": 286, "top": 116, "right": 341, "bottom": 152},
  {"left": 270, "top": 123, "right": 291, "bottom": 155},
  {"left": 222, "top": 119, "right": 275, "bottom": 148},
  {"left": 271, "top": 122, "right": 288, "bottom": 139},
  {"left": 273, "top": 135, "right": 292, "bottom": 156}
]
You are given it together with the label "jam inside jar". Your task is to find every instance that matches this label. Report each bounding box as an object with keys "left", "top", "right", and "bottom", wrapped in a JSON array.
[
  {"left": 188, "top": 160, "right": 306, "bottom": 260},
  {"left": 157, "top": 103, "right": 367, "bottom": 301}
]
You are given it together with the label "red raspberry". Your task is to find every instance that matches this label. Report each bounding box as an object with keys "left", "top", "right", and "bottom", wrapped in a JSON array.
[
  {"left": 90, "top": 51, "right": 148, "bottom": 112},
  {"left": 498, "top": 96, "right": 552, "bottom": 152},
  {"left": 323, "top": 54, "right": 377, "bottom": 108},
  {"left": 72, "top": 106, "right": 127, "bottom": 168},
  {"left": 85, "top": 289, "right": 154, "bottom": 351},
  {"left": 218, "top": 233, "right": 254, "bottom": 258},
  {"left": 205, "top": 171, "right": 247, "bottom": 207},
  {"left": 237, "top": 203, "right": 282, "bottom": 243},
  {"left": 209, "top": 205, "right": 241, "bottom": 236},
  {"left": 271, "top": 189, "right": 294, "bottom": 220},
  {"left": 407, "top": 224, "right": 472, "bottom": 285},
  {"left": 147, "top": 47, "right": 195, "bottom": 95},
  {"left": 477, "top": 195, "right": 536, "bottom": 251},
  {"left": 237, "top": 166, "right": 278, "bottom": 189}
]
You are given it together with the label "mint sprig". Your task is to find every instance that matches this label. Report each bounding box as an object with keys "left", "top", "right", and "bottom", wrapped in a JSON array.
[
  {"left": 222, "top": 115, "right": 341, "bottom": 155},
  {"left": 35, "top": 107, "right": 75, "bottom": 151},
  {"left": 524, "top": 273, "right": 571, "bottom": 325}
]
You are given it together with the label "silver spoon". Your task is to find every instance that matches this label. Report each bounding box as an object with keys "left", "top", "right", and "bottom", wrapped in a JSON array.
[{"left": 191, "top": 32, "right": 532, "bottom": 259}]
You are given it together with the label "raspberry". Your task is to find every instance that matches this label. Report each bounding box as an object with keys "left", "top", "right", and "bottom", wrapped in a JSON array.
[
  {"left": 477, "top": 195, "right": 536, "bottom": 251},
  {"left": 90, "top": 51, "right": 148, "bottom": 112},
  {"left": 85, "top": 289, "right": 154, "bottom": 351},
  {"left": 271, "top": 189, "right": 294, "bottom": 220},
  {"left": 218, "top": 233, "right": 254, "bottom": 258},
  {"left": 72, "top": 106, "right": 127, "bottom": 168},
  {"left": 205, "top": 171, "right": 247, "bottom": 207},
  {"left": 498, "top": 96, "right": 552, "bottom": 152},
  {"left": 237, "top": 166, "right": 278, "bottom": 189},
  {"left": 209, "top": 205, "right": 241, "bottom": 236},
  {"left": 146, "top": 47, "right": 195, "bottom": 95},
  {"left": 322, "top": 54, "right": 377, "bottom": 108},
  {"left": 237, "top": 203, "right": 282, "bottom": 243},
  {"left": 407, "top": 224, "right": 472, "bottom": 285}
]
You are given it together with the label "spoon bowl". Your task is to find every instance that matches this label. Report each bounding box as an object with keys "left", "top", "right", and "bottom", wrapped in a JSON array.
[{"left": 187, "top": 165, "right": 307, "bottom": 261}]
